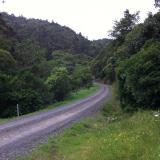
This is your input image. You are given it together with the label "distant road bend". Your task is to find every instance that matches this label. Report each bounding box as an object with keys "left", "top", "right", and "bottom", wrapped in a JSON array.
[{"left": 0, "top": 83, "right": 110, "bottom": 160}]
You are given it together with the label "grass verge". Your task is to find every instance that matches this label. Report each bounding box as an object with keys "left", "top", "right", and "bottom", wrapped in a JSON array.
[
  {"left": 0, "top": 84, "right": 100, "bottom": 124},
  {"left": 21, "top": 84, "right": 160, "bottom": 160},
  {"left": 47, "top": 84, "right": 100, "bottom": 109}
]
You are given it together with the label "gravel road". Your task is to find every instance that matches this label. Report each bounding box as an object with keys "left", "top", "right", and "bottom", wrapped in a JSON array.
[{"left": 0, "top": 83, "right": 110, "bottom": 160}]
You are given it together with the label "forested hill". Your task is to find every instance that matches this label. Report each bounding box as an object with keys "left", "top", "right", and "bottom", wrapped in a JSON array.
[
  {"left": 92, "top": 10, "right": 160, "bottom": 111},
  {"left": 0, "top": 12, "right": 111, "bottom": 118},
  {"left": 1, "top": 12, "right": 109, "bottom": 58}
]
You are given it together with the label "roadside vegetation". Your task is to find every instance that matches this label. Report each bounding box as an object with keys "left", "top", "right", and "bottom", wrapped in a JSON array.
[
  {"left": 92, "top": 9, "right": 160, "bottom": 112},
  {"left": 20, "top": 84, "right": 160, "bottom": 160},
  {"left": 0, "top": 12, "right": 106, "bottom": 118},
  {"left": 0, "top": 48, "right": 94, "bottom": 118},
  {"left": 0, "top": 84, "right": 99, "bottom": 124}
]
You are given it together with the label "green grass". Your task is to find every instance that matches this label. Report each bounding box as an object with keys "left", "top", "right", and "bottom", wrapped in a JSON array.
[
  {"left": 20, "top": 84, "right": 160, "bottom": 160},
  {"left": 0, "top": 84, "right": 100, "bottom": 125},
  {"left": 47, "top": 84, "right": 100, "bottom": 109},
  {"left": 52, "top": 111, "right": 160, "bottom": 160},
  {"left": 0, "top": 118, "right": 10, "bottom": 124}
]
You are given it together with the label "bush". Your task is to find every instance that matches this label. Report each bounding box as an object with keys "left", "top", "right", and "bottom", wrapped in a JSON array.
[
  {"left": 0, "top": 71, "right": 48, "bottom": 117},
  {"left": 0, "top": 49, "right": 16, "bottom": 73},
  {"left": 15, "top": 89, "right": 43, "bottom": 115},
  {"left": 116, "top": 40, "right": 160, "bottom": 111},
  {"left": 45, "top": 67, "right": 72, "bottom": 101},
  {"left": 72, "top": 66, "right": 93, "bottom": 90},
  {"left": 0, "top": 73, "right": 14, "bottom": 117}
]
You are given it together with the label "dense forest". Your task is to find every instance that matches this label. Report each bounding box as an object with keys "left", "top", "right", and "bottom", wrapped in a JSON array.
[
  {"left": 92, "top": 9, "right": 160, "bottom": 111},
  {"left": 1, "top": 12, "right": 104, "bottom": 58},
  {"left": 0, "top": 12, "right": 108, "bottom": 117},
  {"left": 1, "top": 0, "right": 160, "bottom": 118}
]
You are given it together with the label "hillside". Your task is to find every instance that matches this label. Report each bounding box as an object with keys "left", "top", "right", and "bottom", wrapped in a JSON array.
[
  {"left": 1, "top": 12, "right": 92, "bottom": 57},
  {"left": 0, "top": 12, "right": 99, "bottom": 118},
  {"left": 1, "top": 12, "right": 111, "bottom": 58},
  {"left": 92, "top": 10, "right": 160, "bottom": 111}
]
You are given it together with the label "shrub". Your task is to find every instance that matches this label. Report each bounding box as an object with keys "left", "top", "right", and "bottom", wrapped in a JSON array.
[
  {"left": 116, "top": 40, "right": 160, "bottom": 111},
  {"left": 72, "top": 66, "right": 93, "bottom": 90},
  {"left": 0, "top": 49, "right": 16, "bottom": 73},
  {"left": 45, "top": 67, "right": 72, "bottom": 101}
]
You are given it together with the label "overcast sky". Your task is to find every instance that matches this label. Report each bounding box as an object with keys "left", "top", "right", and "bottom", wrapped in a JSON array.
[{"left": 0, "top": 0, "right": 158, "bottom": 40}]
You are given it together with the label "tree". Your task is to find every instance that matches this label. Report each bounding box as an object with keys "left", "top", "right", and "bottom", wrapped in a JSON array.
[
  {"left": 102, "top": 56, "right": 116, "bottom": 83},
  {"left": 14, "top": 40, "right": 45, "bottom": 67},
  {"left": 0, "top": 73, "right": 14, "bottom": 117},
  {"left": 1, "top": 12, "right": 95, "bottom": 57},
  {"left": 0, "top": 13, "right": 15, "bottom": 37},
  {"left": 11, "top": 72, "right": 44, "bottom": 115},
  {"left": 0, "top": 49, "right": 16, "bottom": 73},
  {"left": 155, "top": 0, "right": 160, "bottom": 7},
  {"left": 45, "top": 67, "right": 72, "bottom": 101},
  {"left": 110, "top": 9, "right": 139, "bottom": 42},
  {"left": 72, "top": 66, "right": 93, "bottom": 90},
  {"left": 116, "top": 40, "right": 160, "bottom": 111},
  {"left": 13, "top": 88, "right": 43, "bottom": 115}
]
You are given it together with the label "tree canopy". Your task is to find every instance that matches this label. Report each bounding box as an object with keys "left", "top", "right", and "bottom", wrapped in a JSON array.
[
  {"left": 155, "top": 0, "right": 160, "bottom": 7},
  {"left": 0, "top": 13, "right": 94, "bottom": 118},
  {"left": 92, "top": 10, "right": 160, "bottom": 111}
]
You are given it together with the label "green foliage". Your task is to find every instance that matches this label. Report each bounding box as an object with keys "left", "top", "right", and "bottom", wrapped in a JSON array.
[
  {"left": 102, "top": 57, "right": 116, "bottom": 83},
  {"left": 0, "top": 12, "right": 95, "bottom": 118},
  {"left": 45, "top": 67, "right": 72, "bottom": 101},
  {"left": 0, "top": 49, "right": 16, "bottom": 73},
  {"left": 0, "top": 35, "right": 15, "bottom": 51},
  {"left": 116, "top": 40, "right": 160, "bottom": 111},
  {"left": 92, "top": 41, "right": 116, "bottom": 82},
  {"left": 21, "top": 111, "right": 160, "bottom": 160},
  {"left": 14, "top": 89, "right": 43, "bottom": 115},
  {"left": 1, "top": 12, "right": 96, "bottom": 57},
  {"left": 0, "top": 84, "right": 99, "bottom": 124},
  {"left": 102, "top": 84, "right": 122, "bottom": 118},
  {"left": 115, "top": 24, "right": 146, "bottom": 61},
  {"left": 0, "top": 13, "right": 14, "bottom": 37},
  {"left": 110, "top": 9, "right": 139, "bottom": 42},
  {"left": 92, "top": 10, "right": 140, "bottom": 83},
  {"left": 51, "top": 51, "right": 76, "bottom": 72},
  {"left": 93, "top": 10, "right": 160, "bottom": 111},
  {"left": 14, "top": 40, "right": 45, "bottom": 67},
  {"left": 72, "top": 66, "right": 93, "bottom": 90},
  {"left": 0, "top": 71, "right": 49, "bottom": 117},
  {"left": 0, "top": 74, "right": 14, "bottom": 117}
]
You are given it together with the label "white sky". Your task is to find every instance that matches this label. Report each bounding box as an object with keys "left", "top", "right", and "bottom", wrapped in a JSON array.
[{"left": 0, "top": 0, "right": 158, "bottom": 40}]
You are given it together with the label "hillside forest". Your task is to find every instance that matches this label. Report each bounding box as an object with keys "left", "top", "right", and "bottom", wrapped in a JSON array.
[
  {"left": 0, "top": 0, "right": 160, "bottom": 118},
  {"left": 0, "top": 12, "right": 110, "bottom": 117},
  {"left": 92, "top": 8, "right": 160, "bottom": 112}
]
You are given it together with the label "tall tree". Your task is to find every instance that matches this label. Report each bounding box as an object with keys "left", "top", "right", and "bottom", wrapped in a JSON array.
[
  {"left": 110, "top": 9, "right": 139, "bottom": 42},
  {"left": 45, "top": 67, "right": 72, "bottom": 101},
  {"left": 155, "top": 0, "right": 160, "bottom": 7}
]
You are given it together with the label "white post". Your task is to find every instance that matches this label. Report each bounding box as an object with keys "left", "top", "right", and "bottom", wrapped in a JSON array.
[{"left": 17, "top": 104, "right": 20, "bottom": 117}]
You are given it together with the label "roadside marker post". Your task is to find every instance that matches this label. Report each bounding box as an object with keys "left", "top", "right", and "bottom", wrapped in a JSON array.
[{"left": 17, "top": 104, "right": 20, "bottom": 117}]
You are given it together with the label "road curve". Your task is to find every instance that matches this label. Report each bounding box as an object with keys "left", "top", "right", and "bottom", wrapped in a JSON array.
[{"left": 0, "top": 83, "right": 110, "bottom": 160}]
